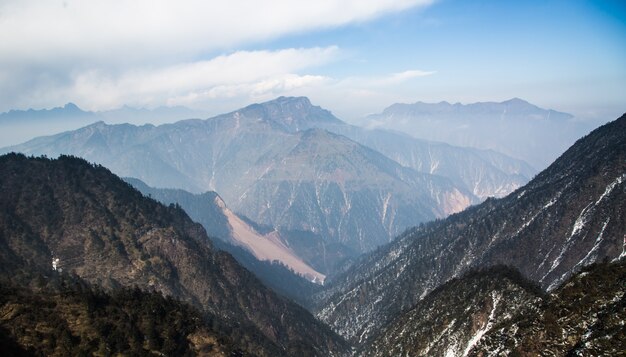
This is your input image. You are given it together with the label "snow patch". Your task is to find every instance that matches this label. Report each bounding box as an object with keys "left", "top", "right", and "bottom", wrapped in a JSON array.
[
  {"left": 595, "top": 174, "right": 625, "bottom": 205},
  {"left": 613, "top": 234, "right": 626, "bottom": 263},
  {"left": 573, "top": 218, "right": 610, "bottom": 270},
  {"left": 512, "top": 193, "right": 559, "bottom": 237},
  {"left": 462, "top": 291, "right": 501, "bottom": 357},
  {"left": 52, "top": 257, "right": 60, "bottom": 271}
]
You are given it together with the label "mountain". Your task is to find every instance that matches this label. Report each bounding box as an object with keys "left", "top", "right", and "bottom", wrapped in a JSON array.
[
  {"left": 308, "top": 122, "right": 535, "bottom": 200},
  {"left": 363, "top": 266, "right": 544, "bottom": 357},
  {"left": 125, "top": 177, "right": 356, "bottom": 279},
  {"left": 123, "top": 177, "right": 331, "bottom": 307},
  {"left": 0, "top": 103, "right": 208, "bottom": 147},
  {"left": 0, "top": 153, "right": 348, "bottom": 356},
  {"left": 223, "top": 96, "right": 536, "bottom": 200},
  {"left": 364, "top": 261, "right": 625, "bottom": 356},
  {"left": 0, "top": 103, "right": 100, "bottom": 147},
  {"left": 2, "top": 97, "right": 481, "bottom": 253},
  {"left": 1, "top": 97, "right": 536, "bottom": 253},
  {"left": 362, "top": 98, "right": 598, "bottom": 169},
  {"left": 315, "top": 113, "right": 626, "bottom": 343}
]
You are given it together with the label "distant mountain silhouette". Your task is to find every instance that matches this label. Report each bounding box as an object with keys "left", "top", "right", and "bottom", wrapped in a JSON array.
[{"left": 361, "top": 98, "right": 598, "bottom": 169}]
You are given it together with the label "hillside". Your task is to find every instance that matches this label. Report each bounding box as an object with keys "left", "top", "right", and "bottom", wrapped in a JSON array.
[
  {"left": 364, "top": 261, "right": 625, "bottom": 356},
  {"left": 124, "top": 177, "right": 327, "bottom": 305},
  {"left": 0, "top": 275, "right": 255, "bottom": 356},
  {"left": 315, "top": 113, "right": 626, "bottom": 343},
  {"left": 0, "top": 153, "right": 348, "bottom": 356}
]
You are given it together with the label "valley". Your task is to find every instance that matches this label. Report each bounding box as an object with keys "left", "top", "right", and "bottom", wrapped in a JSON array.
[
  {"left": 0, "top": 100, "right": 624, "bottom": 356},
  {"left": 2, "top": 1, "right": 624, "bottom": 355}
]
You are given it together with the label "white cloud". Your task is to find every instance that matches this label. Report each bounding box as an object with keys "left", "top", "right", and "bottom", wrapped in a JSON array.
[
  {"left": 167, "top": 74, "right": 330, "bottom": 106},
  {"left": 0, "top": 0, "right": 433, "bottom": 67},
  {"left": 353, "top": 69, "right": 436, "bottom": 87},
  {"left": 0, "top": 0, "right": 435, "bottom": 112},
  {"left": 39, "top": 47, "right": 337, "bottom": 110}
]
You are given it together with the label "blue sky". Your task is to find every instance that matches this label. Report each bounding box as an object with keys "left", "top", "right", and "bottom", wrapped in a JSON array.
[{"left": 0, "top": 0, "right": 624, "bottom": 121}]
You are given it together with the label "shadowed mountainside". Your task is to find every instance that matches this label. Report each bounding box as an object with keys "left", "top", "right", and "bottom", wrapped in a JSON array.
[{"left": 0, "top": 153, "right": 348, "bottom": 356}]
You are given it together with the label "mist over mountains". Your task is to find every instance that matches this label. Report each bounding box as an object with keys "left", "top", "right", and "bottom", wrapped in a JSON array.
[
  {"left": 1, "top": 97, "right": 624, "bottom": 356},
  {"left": 315, "top": 113, "right": 626, "bottom": 343},
  {"left": 0, "top": 103, "right": 209, "bottom": 147},
  {"left": 361, "top": 98, "right": 601, "bottom": 169},
  {"left": 3, "top": 97, "right": 538, "bottom": 254}
]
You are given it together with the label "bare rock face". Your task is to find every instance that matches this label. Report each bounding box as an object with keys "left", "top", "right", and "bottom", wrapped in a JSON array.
[{"left": 315, "top": 114, "right": 626, "bottom": 343}]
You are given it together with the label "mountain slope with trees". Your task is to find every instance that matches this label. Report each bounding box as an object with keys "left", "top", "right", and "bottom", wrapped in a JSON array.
[
  {"left": 316, "top": 113, "right": 626, "bottom": 343},
  {"left": 364, "top": 261, "right": 625, "bottom": 356},
  {"left": 0, "top": 153, "right": 348, "bottom": 356}
]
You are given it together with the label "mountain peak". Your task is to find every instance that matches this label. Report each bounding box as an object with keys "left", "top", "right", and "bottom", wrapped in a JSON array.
[
  {"left": 62, "top": 102, "right": 81, "bottom": 111},
  {"left": 238, "top": 96, "right": 342, "bottom": 132},
  {"left": 501, "top": 97, "right": 534, "bottom": 108},
  {"left": 274, "top": 96, "right": 312, "bottom": 107},
  {"left": 503, "top": 97, "right": 528, "bottom": 104}
]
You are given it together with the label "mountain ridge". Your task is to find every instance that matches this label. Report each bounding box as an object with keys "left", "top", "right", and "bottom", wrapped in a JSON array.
[
  {"left": 363, "top": 98, "right": 596, "bottom": 169},
  {"left": 315, "top": 113, "right": 626, "bottom": 343},
  {"left": 2, "top": 98, "right": 492, "bottom": 253},
  {"left": 0, "top": 153, "right": 348, "bottom": 356}
]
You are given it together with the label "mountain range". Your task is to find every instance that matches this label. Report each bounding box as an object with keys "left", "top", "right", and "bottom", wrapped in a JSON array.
[
  {"left": 315, "top": 113, "right": 626, "bottom": 343},
  {"left": 0, "top": 103, "right": 209, "bottom": 147},
  {"left": 0, "top": 109, "right": 624, "bottom": 355},
  {"left": 361, "top": 98, "right": 600, "bottom": 169},
  {"left": 1, "top": 97, "right": 535, "bottom": 254}
]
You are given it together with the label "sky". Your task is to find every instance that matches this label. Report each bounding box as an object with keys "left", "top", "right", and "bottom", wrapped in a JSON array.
[{"left": 0, "top": 0, "right": 624, "bottom": 122}]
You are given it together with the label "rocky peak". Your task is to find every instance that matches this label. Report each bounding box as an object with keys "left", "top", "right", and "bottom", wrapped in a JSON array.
[{"left": 238, "top": 96, "right": 342, "bottom": 132}]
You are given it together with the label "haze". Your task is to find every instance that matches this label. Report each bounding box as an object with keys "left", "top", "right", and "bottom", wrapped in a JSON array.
[{"left": 0, "top": 0, "right": 624, "bottom": 126}]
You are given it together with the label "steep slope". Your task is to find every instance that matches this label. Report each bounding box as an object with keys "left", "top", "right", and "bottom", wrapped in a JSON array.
[
  {"left": 0, "top": 153, "right": 348, "bottom": 356},
  {"left": 365, "top": 262, "right": 625, "bottom": 357},
  {"left": 475, "top": 261, "right": 625, "bottom": 356},
  {"left": 2, "top": 98, "right": 478, "bottom": 253},
  {"left": 232, "top": 128, "right": 474, "bottom": 252},
  {"left": 362, "top": 98, "right": 596, "bottom": 169},
  {"left": 316, "top": 113, "right": 626, "bottom": 343},
  {"left": 313, "top": 123, "right": 535, "bottom": 200},
  {"left": 363, "top": 267, "right": 544, "bottom": 357},
  {"left": 0, "top": 276, "right": 252, "bottom": 356},
  {"left": 124, "top": 177, "right": 326, "bottom": 283}
]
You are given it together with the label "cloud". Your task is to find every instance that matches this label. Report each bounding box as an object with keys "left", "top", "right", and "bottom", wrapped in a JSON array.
[
  {"left": 0, "top": 0, "right": 433, "bottom": 67},
  {"left": 167, "top": 74, "right": 330, "bottom": 106},
  {"left": 30, "top": 47, "right": 337, "bottom": 110},
  {"left": 283, "top": 69, "right": 436, "bottom": 121},
  {"left": 0, "top": 0, "right": 435, "bottom": 112},
  {"left": 363, "top": 69, "right": 436, "bottom": 86}
]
